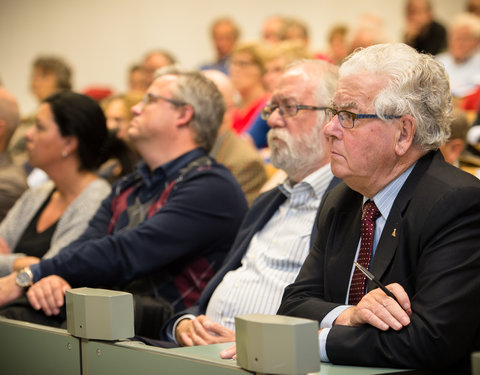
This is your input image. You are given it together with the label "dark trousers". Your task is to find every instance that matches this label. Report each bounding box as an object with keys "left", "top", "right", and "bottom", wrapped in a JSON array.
[{"left": 0, "top": 294, "right": 174, "bottom": 339}]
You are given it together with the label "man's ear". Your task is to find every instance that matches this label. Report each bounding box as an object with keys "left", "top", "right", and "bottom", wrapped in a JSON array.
[
  {"left": 395, "top": 115, "right": 416, "bottom": 156},
  {"left": 176, "top": 105, "right": 195, "bottom": 127}
]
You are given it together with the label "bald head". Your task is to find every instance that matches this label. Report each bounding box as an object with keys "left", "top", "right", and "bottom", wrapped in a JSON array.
[
  {"left": 203, "top": 69, "right": 236, "bottom": 134},
  {"left": 0, "top": 87, "right": 20, "bottom": 148}
]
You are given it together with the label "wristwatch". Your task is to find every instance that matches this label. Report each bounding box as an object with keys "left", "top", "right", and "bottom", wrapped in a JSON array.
[{"left": 15, "top": 267, "right": 34, "bottom": 288}]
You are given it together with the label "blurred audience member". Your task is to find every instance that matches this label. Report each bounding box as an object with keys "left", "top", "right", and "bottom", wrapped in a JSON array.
[
  {"left": 200, "top": 17, "right": 240, "bottom": 76},
  {"left": 440, "top": 108, "right": 470, "bottom": 166},
  {"left": 317, "top": 24, "right": 350, "bottom": 65},
  {"left": 404, "top": 0, "right": 447, "bottom": 55},
  {"left": 467, "top": 0, "right": 480, "bottom": 17},
  {"left": 0, "top": 92, "right": 111, "bottom": 277},
  {"left": 9, "top": 56, "right": 73, "bottom": 168},
  {"left": 0, "top": 88, "right": 27, "bottom": 222},
  {"left": 248, "top": 40, "right": 311, "bottom": 151},
  {"left": 99, "top": 94, "right": 141, "bottom": 183},
  {"left": 204, "top": 70, "right": 267, "bottom": 205},
  {"left": 30, "top": 56, "right": 72, "bottom": 102},
  {"left": 281, "top": 17, "right": 310, "bottom": 46},
  {"left": 436, "top": 12, "right": 480, "bottom": 99},
  {"left": 348, "top": 14, "right": 389, "bottom": 52},
  {"left": 230, "top": 42, "right": 268, "bottom": 136},
  {"left": 263, "top": 41, "right": 312, "bottom": 94},
  {"left": 142, "top": 50, "right": 177, "bottom": 87},
  {"left": 261, "top": 15, "right": 286, "bottom": 45},
  {"left": 128, "top": 64, "right": 148, "bottom": 95}
]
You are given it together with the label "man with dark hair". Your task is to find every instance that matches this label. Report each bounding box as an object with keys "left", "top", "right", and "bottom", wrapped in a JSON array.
[{"left": 0, "top": 69, "right": 248, "bottom": 337}]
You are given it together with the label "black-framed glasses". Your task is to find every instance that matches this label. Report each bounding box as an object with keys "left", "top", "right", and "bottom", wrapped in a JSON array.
[
  {"left": 261, "top": 103, "right": 329, "bottom": 120},
  {"left": 142, "top": 92, "right": 188, "bottom": 108},
  {"left": 325, "top": 108, "right": 401, "bottom": 129}
]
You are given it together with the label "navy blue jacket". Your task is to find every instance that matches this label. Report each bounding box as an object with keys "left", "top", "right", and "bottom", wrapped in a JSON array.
[
  {"left": 31, "top": 149, "right": 248, "bottom": 312},
  {"left": 160, "top": 175, "right": 340, "bottom": 339}
]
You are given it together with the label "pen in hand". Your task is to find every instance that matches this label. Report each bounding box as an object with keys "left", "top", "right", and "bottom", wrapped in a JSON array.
[{"left": 354, "top": 261, "right": 400, "bottom": 304}]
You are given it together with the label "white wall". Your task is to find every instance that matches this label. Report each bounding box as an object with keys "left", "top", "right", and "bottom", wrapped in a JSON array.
[{"left": 0, "top": 0, "right": 466, "bottom": 114}]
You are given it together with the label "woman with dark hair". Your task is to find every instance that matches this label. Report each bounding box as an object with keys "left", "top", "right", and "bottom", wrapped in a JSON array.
[{"left": 0, "top": 92, "right": 111, "bottom": 276}]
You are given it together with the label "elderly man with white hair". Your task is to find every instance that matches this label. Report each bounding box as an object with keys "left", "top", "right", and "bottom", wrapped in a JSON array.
[{"left": 278, "top": 43, "right": 480, "bottom": 374}]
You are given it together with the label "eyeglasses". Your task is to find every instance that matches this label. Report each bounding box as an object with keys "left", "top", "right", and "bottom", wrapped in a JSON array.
[
  {"left": 325, "top": 108, "right": 401, "bottom": 129},
  {"left": 141, "top": 92, "right": 187, "bottom": 108},
  {"left": 261, "top": 103, "right": 329, "bottom": 120}
]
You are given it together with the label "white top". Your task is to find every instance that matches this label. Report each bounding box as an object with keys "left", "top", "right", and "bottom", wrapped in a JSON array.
[{"left": 436, "top": 50, "right": 480, "bottom": 97}]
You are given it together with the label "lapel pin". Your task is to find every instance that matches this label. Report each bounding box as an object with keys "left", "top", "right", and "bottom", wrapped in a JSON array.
[{"left": 392, "top": 228, "right": 397, "bottom": 237}]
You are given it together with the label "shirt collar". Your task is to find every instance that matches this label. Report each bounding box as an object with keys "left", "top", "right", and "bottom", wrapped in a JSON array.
[
  {"left": 367, "top": 162, "right": 416, "bottom": 219},
  {"left": 136, "top": 148, "right": 207, "bottom": 188},
  {"left": 279, "top": 163, "right": 334, "bottom": 199}
]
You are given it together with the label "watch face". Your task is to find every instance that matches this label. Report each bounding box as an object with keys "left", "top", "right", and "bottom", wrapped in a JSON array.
[{"left": 16, "top": 270, "right": 33, "bottom": 287}]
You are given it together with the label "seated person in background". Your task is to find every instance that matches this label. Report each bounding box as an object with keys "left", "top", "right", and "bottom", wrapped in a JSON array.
[
  {"left": 8, "top": 55, "right": 73, "bottom": 168},
  {"left": 316, "top": 24, "right": 350, "bottom": 65},
  {"left": 347, "top": 14, "right": 390, "bottom": 53},
  {"left": 247, "top": 41, "right": 311, "bottom": 150},
  {"left": 0, "top": 92, "right": 111, "bottom": 276},
  {"left": 444, "top": 109, "right": 480, "bottom": 178},
  {"left": 261, "top": 15, "right": 287, "bottom": 45},
  {"left": 440, "top": 108, "right": 470, "bottom": 166},
  {"left": 230, "top": 42, "right": 269, "bottom": 136},
  {"left": 0, "top": 68, "right": 248, "bottom": 338},
  {"left": 403, "top": 0, "right": 447, "bottom": 55},
  {"left": 250, "top": 41, "right": 312, "bottom": 174},
  {"left": 0, "top": 88, "right": 27, "bottom": 221},
  {"left": 204, "top": 70, "right": 267, "bottom": 205},
  {"left": 127, "top": 64, "right": 148, "bottom": 95},
  {"left": 436, "top": 12, "right": 480, "bottom": 99},
  {"left": 280, "top": 17, "right": 310, "bottom": 47},
  {"left": 142, "top": 49, "right": 177, "bottom": 87},
  {"left": 200, "top": 17, "right": 240, "bottom": 76},
  {"left": 276, "top": 43, "right": 480, "bottom": 374},
  {"left": 157, "top": 60, "right": 339, "bottom": 348},
  {"left": 99, "top": 93, "right": 141, "bottom": 183}
]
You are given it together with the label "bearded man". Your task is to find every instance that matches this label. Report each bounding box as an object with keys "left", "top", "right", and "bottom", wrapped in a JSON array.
[{"left": 149, "top": 59, "right": 340, "bottom": 349}]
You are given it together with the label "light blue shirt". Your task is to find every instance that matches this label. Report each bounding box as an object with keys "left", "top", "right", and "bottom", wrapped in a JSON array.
[{"left": 319, "top": 163, "right": 415, "bottom": 362}]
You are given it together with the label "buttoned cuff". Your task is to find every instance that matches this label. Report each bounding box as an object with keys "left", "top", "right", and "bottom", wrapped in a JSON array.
[{"left": 170, "top": 314, "right": 197, "bottom": 343}]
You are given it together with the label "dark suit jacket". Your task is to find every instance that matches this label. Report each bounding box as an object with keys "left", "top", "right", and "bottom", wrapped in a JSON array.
[
  {"left": 160, "top": 176, "right": 340, "bottom": 340},
  {"left": 277, "top": 151, "right": 480, "bottom": 374}
]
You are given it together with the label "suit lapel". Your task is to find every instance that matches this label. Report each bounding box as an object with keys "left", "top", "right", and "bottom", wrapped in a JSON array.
[
  {"left": 325, "top": 190, "right": 364, "bottom": 302},
  {"left": 369, "top": 151, "right": 435, "bottom": 284}
]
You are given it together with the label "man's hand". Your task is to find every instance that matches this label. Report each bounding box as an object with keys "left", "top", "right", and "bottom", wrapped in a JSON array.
[
  {"left": 220, "top": 343, "right": 237, "bottom": 360},
  {"left": 26, "top": 275, "right": 71, "bottom": 316},
  {"left": 176, "top": 315, "right": 235, "bottom": 347},
  {"left": 0, "top": 237, "right": 11, "bottom": 255},
  {"left": 0, "top": 272, "right": 24, "bottom": 306},
  {"left": 335, "top": 283, "right": 412, "bottom": 331}
]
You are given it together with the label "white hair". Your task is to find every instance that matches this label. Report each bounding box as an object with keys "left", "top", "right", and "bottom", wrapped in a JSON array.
[{"left": 340, "top": 43, "right": 452, "bottom": 150}]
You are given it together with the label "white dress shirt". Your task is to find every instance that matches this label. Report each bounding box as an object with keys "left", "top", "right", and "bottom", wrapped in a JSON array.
[{"left": 205, "top": 164, "right": 334, "bottom": 331}]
